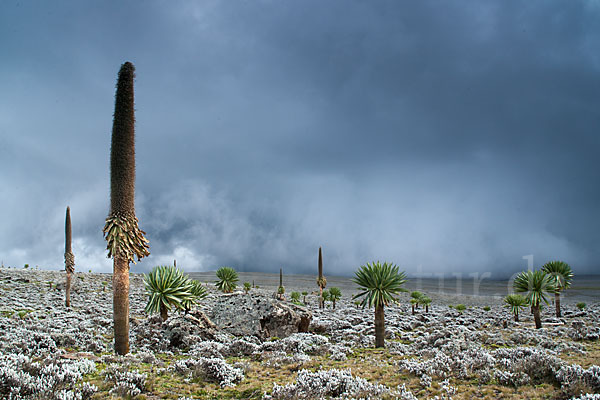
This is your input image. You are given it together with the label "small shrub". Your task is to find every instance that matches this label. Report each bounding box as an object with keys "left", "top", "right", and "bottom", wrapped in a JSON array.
[
  {"left": 301, "top": 291, "right": 308, "bottom": 303},
  {"left": 483, "top": 306, "right": 491, "bottom": 311},
  {"left": 243, "top": 282, "right": 251, "bottom": 293},
  {"left": 291, "top": 292, "right": 301, "bottom": 302},
  {"left": 577, "top": 302, "right": 586, "bottom": 310},
  {"left": 455, "top": 304, "right": 466, "bottom": 313}
]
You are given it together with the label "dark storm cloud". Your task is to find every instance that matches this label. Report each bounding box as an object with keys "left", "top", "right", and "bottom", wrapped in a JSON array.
[{"left": 1, "top": 0, "right": 599, "bottom": 277}]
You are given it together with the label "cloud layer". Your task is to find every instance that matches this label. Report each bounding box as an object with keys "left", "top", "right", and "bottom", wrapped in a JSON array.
[{"left": 1, "top": 1, "right": 599, "bottom": 277}]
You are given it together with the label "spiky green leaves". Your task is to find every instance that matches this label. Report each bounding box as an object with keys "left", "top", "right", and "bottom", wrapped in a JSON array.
[
  {"left": 410, "top": 291, "right": 424, "bottom": 305},
  {"left": 352, "top": 261, "right": 407, "bottom": 309},
  {"left": 513, "top": 270, "right": 556, "bottom": 307},
  {"left": 541, "top": 261, "right": 573, "bottom": 292},
  {"left": 504, "top": 293, "right": 528, "bottom": 316},
  {"left": 144, "top": 266, "right": 196, "bottom": 316},
  {"left": 215, "top": 267, "right": 238, "bottom": 293},
  {"left": 181, "top": 279, "right": 208, "bottom": 310},
  {"left": 329, "top": 287, "right": 342, "bottom": 301},
  {"left": 103, "top": 211, "right": 150, "bottom": 264}
]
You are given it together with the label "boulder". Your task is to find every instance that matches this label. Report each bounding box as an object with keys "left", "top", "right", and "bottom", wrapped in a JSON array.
[
  {"left": 207, "top": 293, "right": 312, "bottom": 339},
  {"left": 165, "top": 310, "right": 218, "bottom": 348}
]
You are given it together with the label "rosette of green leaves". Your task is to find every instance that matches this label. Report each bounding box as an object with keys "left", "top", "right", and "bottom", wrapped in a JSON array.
[
  {"left": 144, "top": 266, "right": 194, "bottom": 317},
  {"left": 215, "top": 267, "right": 238, "bottom": 293},
  {"left": 181, "top": 279, "right": 208, "bottom": 310}
]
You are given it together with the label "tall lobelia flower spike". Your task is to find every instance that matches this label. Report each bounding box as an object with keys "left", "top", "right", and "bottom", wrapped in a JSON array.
[
  {"left": 317, "top": 247, "right": 327, "bottom": 309},
  {"left": 103, "top": 61, "right": 150, "bottom": 355},
  {"left": 64, "top": 206, "right": 74, "bottom": 308}
]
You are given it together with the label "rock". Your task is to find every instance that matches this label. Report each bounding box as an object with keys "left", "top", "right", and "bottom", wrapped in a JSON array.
[
  {"left": 207, "top": 293, "right": 312, "bottom": 339},
  {"left": 164, "top": 310, "right": 218, "bottom": 349}
]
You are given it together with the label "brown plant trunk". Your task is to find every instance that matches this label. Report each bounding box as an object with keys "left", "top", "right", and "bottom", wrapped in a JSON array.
[
  {"left": 160, "top": 303, "right": 168, "bottom": 322},
  {"left": 319, "top": 286, "right": 323, "bottom": 309},
  {"left": 555, "top": 291, "right": 561, "bottom": 318},
  {"left": 425, "top": 305, "right": 429, "bottom": 313},
  {"left": 532, "top": 304, "right": 542, "bottom": 329},
  {"left": 333, "top": 299, "right": 336, "bottom": 310},
  {"left": 514, "top": 311, "right": 519, "bottom": 322},
  {"left": 411, "top": 304, "right": 415, "bottom": 315},
  {"left": 375, "top": 304, "right": 385, "bottom": 348},
  {"left": 113, "top": 254, "right": 130, "bottom": 355},
  {"left": 65, "top": 273, "right": 72, "bottom": 307}
]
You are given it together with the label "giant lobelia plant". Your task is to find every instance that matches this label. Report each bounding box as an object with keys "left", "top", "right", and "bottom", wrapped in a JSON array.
[
  {"left": 513, "top": 270, "right": 555, "bottom": 329},
  {"left": 541, "top": 260, "right": 573, "bottom": 318},
  {"left": 504, "top": 293, "right": 528, "bottom": 322},
  {"left": 103, "top": 62, "right": 150, "bottom": 355},
  {"left": 64, "top": 206, "right": 74, "bottom": 308},
  {"left": 144, "top": 265, "right": 196, "bottom": 321},
  {"left": 215, "top": 267, "right": 238, "bottom": 293},
  {"left": 353, "top": 261, "right": 407, "bottom": 348}
]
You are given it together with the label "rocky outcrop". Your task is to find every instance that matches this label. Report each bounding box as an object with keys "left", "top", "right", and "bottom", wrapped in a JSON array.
[
  {"left": 164, "top": 310, "right": 218, "bottom": 348},
  {"left": 207, "top": 293, "right": 312, "bottom": 339}
]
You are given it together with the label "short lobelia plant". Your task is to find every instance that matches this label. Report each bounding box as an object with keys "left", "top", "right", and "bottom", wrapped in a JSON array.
[
  {"left": 144, "top": 265, "right": 195, "bottom": 321},
  {"left": 102, "top": 62, "right": 150, "bottom": 355},
  {"left": 329, "top": 287, "right": 341, "bottom": 309},
  {"left": 243, "top": 282, "right": 251, "bottom": 293},
  {"left": 64, "top": 206, "right": 75, "bottom": 308},
  {"left": 317, "top": 247, "right": 327, "bottom": 309},
  {"left": 576, "top": 302, "right": 586, "bottom": 311},
  {"left": 513, "top": 269, "right": 556, "bottom": 329},
  {"left": 504, "top": 293, "right": 528, "bottom": 322},
  {"left": 422, "top": 296, "right": 432, "bottom": 313},
  {"left": 353, "top": 261, "right": 407, "bottom": 348},
  {"left": 215, "top": 267, "right": 238, "bottom": 293},
  {"left": 541, "top": 260, "right": 573, "bottom": 318},
  {"left": 322, "top": 289, "right": 330, "bottom": 307},
  {"left": 290, "top": 291, "right": 301, "bottom": 304},
  {"left": 410, "top": 291, "right": 424, "bottom": 315},
  {"left": 302, "top": 291, "right": 308, "bottom": 304}
]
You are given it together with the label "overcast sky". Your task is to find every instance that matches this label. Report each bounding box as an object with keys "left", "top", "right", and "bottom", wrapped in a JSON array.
[{"left": 1, "top": 1, "right": 599, "bottom": 278}]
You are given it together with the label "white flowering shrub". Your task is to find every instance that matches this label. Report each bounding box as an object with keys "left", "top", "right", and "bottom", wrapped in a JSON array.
[
  {"left": 556, "top": 364, "right": 600, "bottom": 392},
  {"left": 0, "top": 354, "right": 96, "bottom": 399},
  {"left": 172, "top": 357, "right": 244, "bottom": 387},
  {"left": 102, "top": 367, "right": 147, "bottom": 397},
  {"left": 188, "top": 340, "right": 225, "bottom": 359},
  {"left": 570, "top": 394, "right": 600, "bottom": 400},
  {"left": 329, "top": 344, "right": 351, "bottom": 361},
  {"left": 222, "top": 338, "right": 260, "bottom": 357},
  {"left": 270, "top": 368, "right": 409, "bottom": 399},
  {"left": 492, "top": 347, "right": 565, "bottom": 382},
  {"left": 261, "top": 333, "right": 330, "bottom": 355},
  {"left": 263, "top": 351, "right": 311, "bottom": 367},
  {"left": 494, "top": 370, "right": 531, "bottom": 387}
]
